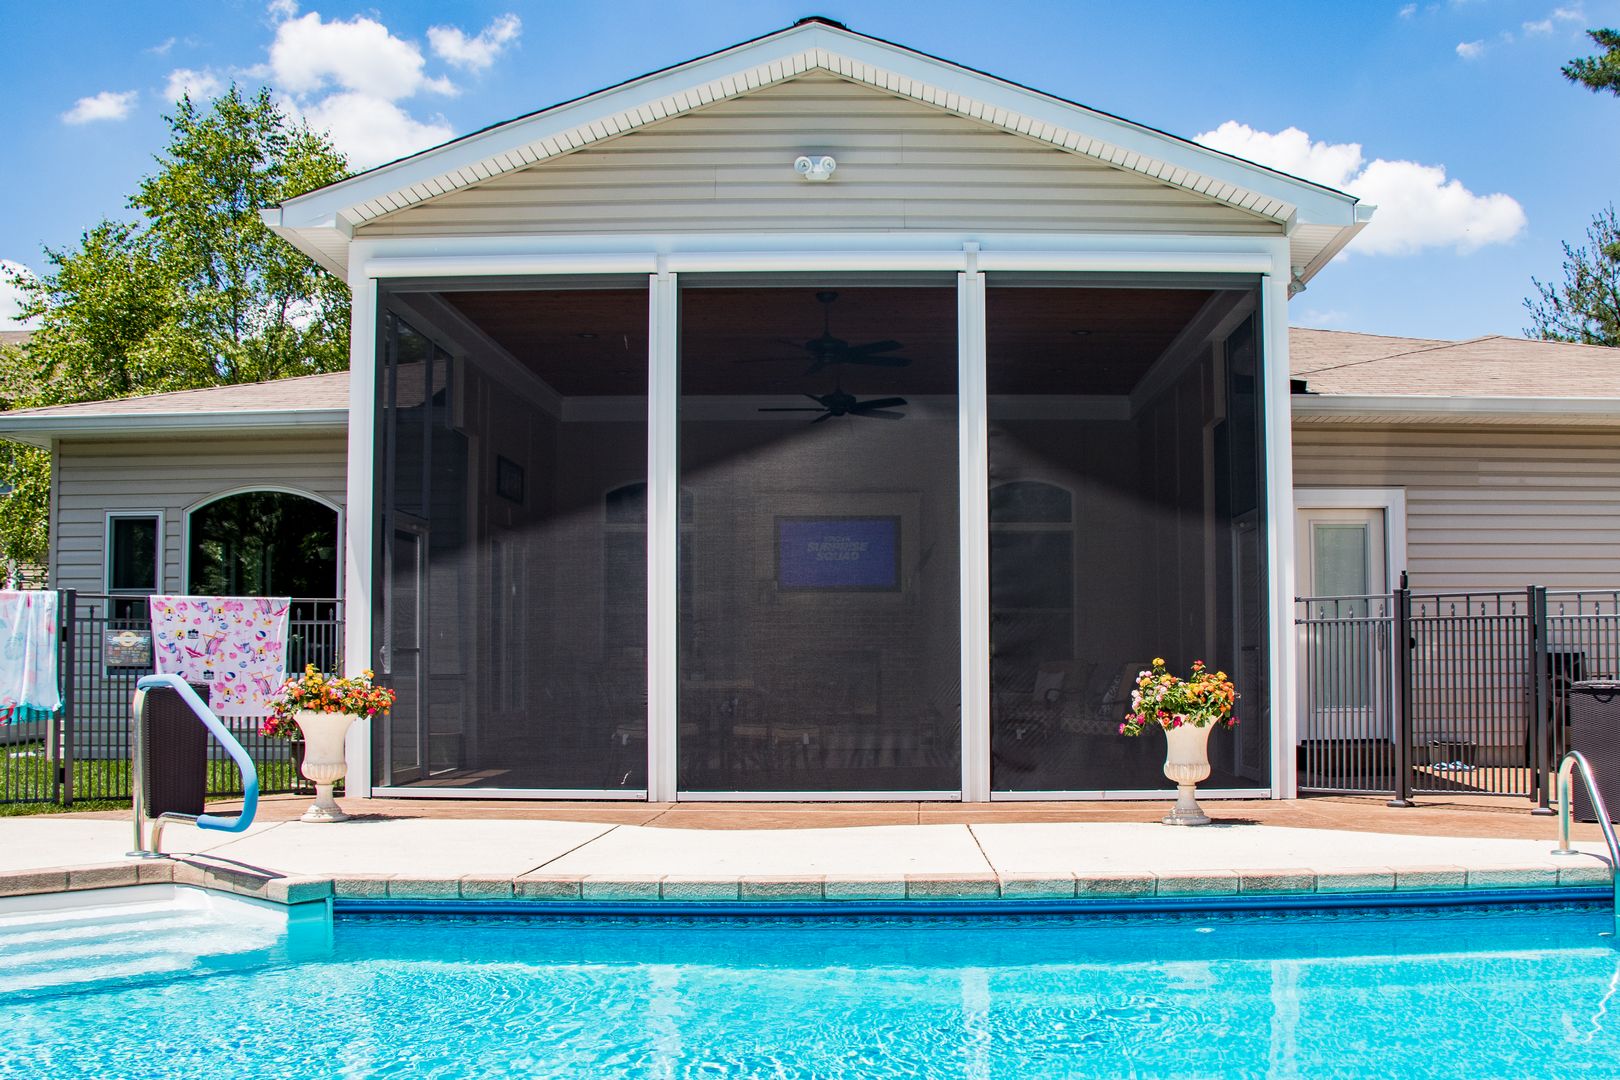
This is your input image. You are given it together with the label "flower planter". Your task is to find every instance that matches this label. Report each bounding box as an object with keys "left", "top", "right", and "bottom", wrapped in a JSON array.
[
  {"left": 292, "top": 709, "right": 357, "bottom": 822},
  {"left": 1161, "top": 722, "right": 1213, "bottom": 826}
]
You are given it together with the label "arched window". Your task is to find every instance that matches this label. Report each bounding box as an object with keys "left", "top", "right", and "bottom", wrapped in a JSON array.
[{"left": 187, "top": 490, "right": 340, "bottom": 598}]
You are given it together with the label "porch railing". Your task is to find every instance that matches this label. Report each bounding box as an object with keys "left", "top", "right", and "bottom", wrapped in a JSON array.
[
  {"left": 0, "top": 592, "right": 343, "bottom": 807},
  {"left": 1295, "top": 576, "right": 1620, "bottom": 805}
]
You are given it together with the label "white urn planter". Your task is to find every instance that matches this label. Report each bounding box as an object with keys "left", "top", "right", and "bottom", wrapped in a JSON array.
[
  {"left": 1161, "top": 722, "right": 1213, "bottom": 826},
  {"left": 293, "top": 709, "right": 357, "bottom": 823}
]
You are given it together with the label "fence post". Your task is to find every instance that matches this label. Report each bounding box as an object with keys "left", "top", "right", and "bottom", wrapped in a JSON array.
[
  {"left": 1388, "top": 572, "right": 1415, "bottom": 807},
  {"left": 1529, "top": 584, "right": 1554, "bottom": 815},
  {"left": 58, "top": 589, "right": 76, "bottom": 806}
]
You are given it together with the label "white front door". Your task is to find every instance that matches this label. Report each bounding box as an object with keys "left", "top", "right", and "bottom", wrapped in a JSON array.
[{"left": 1294, "top": 506, "right": 1391, "bottom": 743}]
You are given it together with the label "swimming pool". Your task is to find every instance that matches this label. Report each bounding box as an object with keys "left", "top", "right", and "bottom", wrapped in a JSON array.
[{"left": 4, "top": 894, "right": 1617, "bottom": 1079}]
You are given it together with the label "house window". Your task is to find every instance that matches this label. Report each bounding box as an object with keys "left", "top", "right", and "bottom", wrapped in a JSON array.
[
  {"left": 107, "top": 512, "right": 161, "bottom": 620},
  {"left": 187, "top": 490, "right": 339, "bottom": 601}
]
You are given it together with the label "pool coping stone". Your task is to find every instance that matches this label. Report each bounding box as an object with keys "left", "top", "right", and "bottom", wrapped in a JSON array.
[{"left": 1, "top": 861, "right": 1611, "bottom": 908}]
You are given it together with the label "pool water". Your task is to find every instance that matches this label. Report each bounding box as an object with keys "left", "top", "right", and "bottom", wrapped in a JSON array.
[{"left": 5, "top": 901, "right": 1619, "bottom": 1079}]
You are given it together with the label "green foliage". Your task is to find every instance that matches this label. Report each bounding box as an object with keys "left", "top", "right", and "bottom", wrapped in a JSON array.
[
  {"left": 1563, "top": 28, "right": 1620, "bottom": 96},
  {"left": 1524, "top": 205, "right": 1620, "bottom": 347},
  {"left": 0, "top": 86, "right": 350, "bottom": 577}
]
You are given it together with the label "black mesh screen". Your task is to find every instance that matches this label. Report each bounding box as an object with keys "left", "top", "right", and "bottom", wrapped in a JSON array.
[
  {"left": 677, "top": 282, "right": 961, "bottom": 792},
  {"left": 986, "top": 282, "right": 1270, "bottom": 792},
  {"left": 375, "top": 285, "right": 650, "bottom": 790}
]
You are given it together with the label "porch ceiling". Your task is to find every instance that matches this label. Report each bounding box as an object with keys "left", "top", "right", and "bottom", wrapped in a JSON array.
[{"left": 441, "top": 286, "right": 1214, "bottom": 398}]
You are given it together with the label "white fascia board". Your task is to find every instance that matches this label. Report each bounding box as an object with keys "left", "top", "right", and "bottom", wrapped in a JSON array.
[
  {"left": 275, "top": 23, "right": 1358, "bottom": 236},
  {"left": 1291, "top": 394, "right": 1620, "bottom": 424},
  {"left": 349, "top": 231, "right": 1287, "bottom": 281},
  {"left": 0, "top": 409, "right": 348, "bottom": 448}
]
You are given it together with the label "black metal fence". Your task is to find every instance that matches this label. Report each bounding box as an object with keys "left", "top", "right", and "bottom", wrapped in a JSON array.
[
  {"left": 0, "top": 592, "right": 342, "bottom": 807},
  {"left": 1296, "top": 577, "right": 1620, "bottom": 804}
]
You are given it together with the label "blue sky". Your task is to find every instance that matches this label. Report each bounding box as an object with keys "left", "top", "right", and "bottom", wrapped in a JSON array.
[{"left": 2, "top": 0, "right": 1616, "bottom": 340}]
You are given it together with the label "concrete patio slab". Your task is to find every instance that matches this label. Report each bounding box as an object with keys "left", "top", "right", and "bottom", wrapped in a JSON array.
[
  {"left": 967, "top": 821, "right": 1609, "bottom": 875},
  {"left": 0, "top": 817, "right": 279, "bottom": 872},
  {"left": 192, "top": 818, "right": 617, "bottom": 878},
  {"left": 541, "top": 822, "right": 993, "bottom": 878}
]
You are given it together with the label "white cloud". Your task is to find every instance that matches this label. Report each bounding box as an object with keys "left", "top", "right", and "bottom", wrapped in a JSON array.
[
  {"left": 1398, "top": 3, "right": 1417, "bottom": 16},
  {"left": 428, "top": 14, "right": 521, "bottom": 72},
  {"left": 1456, "top": 39, "right": 1486, "bottom": 58},
  {"left": 1194, "top": 121, "right": 1527, "bottom": 256},
  {"left": 268, "top": 11, "right": 452, "bottom": 101},
  {"left": 1524, "top": 18, "right": 1554, "bottom": 33},
  {"left": 149, "top": 37, "right": 176, "bottom": 55},
  {"left": 164, "top": 68, "right": 224, "bottom": 103},
  {"left": 1553, "top": 6, "right": 1584, "bottom": 21},
  {"left": 0, "top": 262, "right": 39, "bottom": 332},
  {"left": 61, "top": 90, "right": 137, "bottom": 125},
  {"left": 267, "top": 0, "right": 298, "bottom": 19},
  {"left": 295, "top": 92, "right": 451, "bottom": 169},
  {"left": 1297, "top": 308, "right": 1351, "bottom": 327}
]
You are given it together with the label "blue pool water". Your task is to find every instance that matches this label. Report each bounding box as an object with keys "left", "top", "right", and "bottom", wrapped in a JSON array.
[{"left": 4, "top": 900, "right": 1620, "bottom": 1079}]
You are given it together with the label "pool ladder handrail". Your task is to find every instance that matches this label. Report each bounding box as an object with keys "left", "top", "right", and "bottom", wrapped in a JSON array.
[
  {"left": 129, "top": 675, "right": 259, "bottom": 858},
  {"left": 1551, "top": 750, "right": 1620, "bottom": 928}
]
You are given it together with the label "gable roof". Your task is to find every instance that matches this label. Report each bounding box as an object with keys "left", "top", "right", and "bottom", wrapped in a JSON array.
[
  {"left": 267, "top": 18, "right": 1366, "bottom": 279},
  {"left": 1292, "top": 328, "right": 1620, "bottom": 399},
  {"left": 0, "top": 371, "right": 348, "bottom": 447},
  {"left": 1291, "top": 327, "right": 1620, "bottom": 425}
]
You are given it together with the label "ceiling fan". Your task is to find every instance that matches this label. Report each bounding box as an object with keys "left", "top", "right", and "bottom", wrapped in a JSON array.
[
  {"left": 759, "top": 388, "right": 908, "bottom": 423},
  {"left": 740, "top": 291, "right": 913, "bottom": 376}
]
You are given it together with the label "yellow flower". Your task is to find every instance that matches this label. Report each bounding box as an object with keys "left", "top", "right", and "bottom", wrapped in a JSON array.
[{"left": 1152, "top": 657, "right": 1165, "bottom": 667}]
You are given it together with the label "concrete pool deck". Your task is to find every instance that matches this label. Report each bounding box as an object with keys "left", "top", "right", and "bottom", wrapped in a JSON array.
[{"left": 0, "top": 795, "right": 1612, "bottom": 906}]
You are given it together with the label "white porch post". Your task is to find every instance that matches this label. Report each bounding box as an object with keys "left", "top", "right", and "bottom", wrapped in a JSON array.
[
  {"left": 959, "top": 265, "right": 990, "bottom": 802},
  {"left": 647, "top": 268, "right": 679, "bottom": 802},
  {"left": 1262, "top": 265, "right": 1298, "bottom": 799},
  {"left": 343, "top": 267, "right": 377, "bottom": 799}
]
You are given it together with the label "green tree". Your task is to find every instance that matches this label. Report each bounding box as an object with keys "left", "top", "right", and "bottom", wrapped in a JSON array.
[
  {"left": 1524, "top": 205, "right": 1620, "bottom": 347},
  {"left": 0, "top": 85, "right": 349, "bottom": 577},
  {"left": 1563, "top": 28, "right": 1620, "bottom": 96}
]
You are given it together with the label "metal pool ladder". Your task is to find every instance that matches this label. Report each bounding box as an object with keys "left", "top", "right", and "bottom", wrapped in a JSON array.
[
  {"left": 128, "top": 675, "right": 259, "bottom": 858},
  {"left": 1551, "top": 750, "right": 1620, "bottom": 930}
]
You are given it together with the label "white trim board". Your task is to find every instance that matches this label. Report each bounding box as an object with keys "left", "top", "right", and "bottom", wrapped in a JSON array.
[{"left": 1293, "top": 487, "right": 1409, "bottom": 588}]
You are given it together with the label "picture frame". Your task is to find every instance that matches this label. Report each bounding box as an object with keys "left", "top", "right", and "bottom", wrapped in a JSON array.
[{"left": 495, "top": 455, "right": 525, "bottom": 504}]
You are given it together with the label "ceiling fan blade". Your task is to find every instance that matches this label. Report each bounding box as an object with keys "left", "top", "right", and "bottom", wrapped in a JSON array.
[
  {"left": 852, "top": 409, "right": 906, "bottom": 420},
  {"left": 845, "top": 340, "right": 904, "bottom": 355},
  {"left": 811, "top": 411, "right": 838, "bottom": 423},
  {"left": 853, "top": 397, "right": 908, "bottom": 410}
]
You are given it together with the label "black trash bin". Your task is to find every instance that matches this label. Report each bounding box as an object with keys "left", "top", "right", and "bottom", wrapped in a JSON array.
[
  {"left": 1566, "top": 679, "right": 1620, "bottom": 823},
  {"left": 139, "top": 683, "right": 211, "bottom": 819}
]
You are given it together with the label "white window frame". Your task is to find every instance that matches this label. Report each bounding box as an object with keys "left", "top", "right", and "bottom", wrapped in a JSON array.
[{"left": 104, "top": 510, "right": 164, "bottom": 597}]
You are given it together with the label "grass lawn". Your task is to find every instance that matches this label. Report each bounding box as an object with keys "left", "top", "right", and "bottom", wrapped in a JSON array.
[{"left": 0, "top": 740, "right": 301, "bottom": 816}]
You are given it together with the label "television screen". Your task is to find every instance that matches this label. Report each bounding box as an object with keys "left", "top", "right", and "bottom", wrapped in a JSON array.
[{"left": 776, "top": 517, "right": 900, "bottom": 590}]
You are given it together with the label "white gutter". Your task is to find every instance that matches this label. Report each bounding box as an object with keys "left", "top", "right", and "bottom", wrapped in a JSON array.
[
  {"left": 1291, "top": 394, "right": 1620, "bottom": 425},
  {"left": 0, "top": 408, "right": 348, "bottom": 449}
]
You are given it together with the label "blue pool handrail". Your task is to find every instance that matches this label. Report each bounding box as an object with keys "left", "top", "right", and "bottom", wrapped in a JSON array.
[{"left": 129, "top": 674, "right": 259, "bottom": 858}]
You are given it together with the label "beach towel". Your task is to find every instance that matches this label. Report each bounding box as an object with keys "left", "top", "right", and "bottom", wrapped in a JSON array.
[
  {"left": 149, "top": 596, "right": 291, "bottom": 717},
  {"left": 0, "top": 590, "right": 60, "bottom": 718}
]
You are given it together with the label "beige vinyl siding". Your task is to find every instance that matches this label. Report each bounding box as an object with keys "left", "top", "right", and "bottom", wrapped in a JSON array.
[
  {"left": 51, "top": 435, "right": 348, "bottom": 596},
  {"left": 357, "top": 72, "right": 1283, "bottom": 239},
  {"left": 1292, "top": 424, "right": 1620, "bottom": 592}
]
